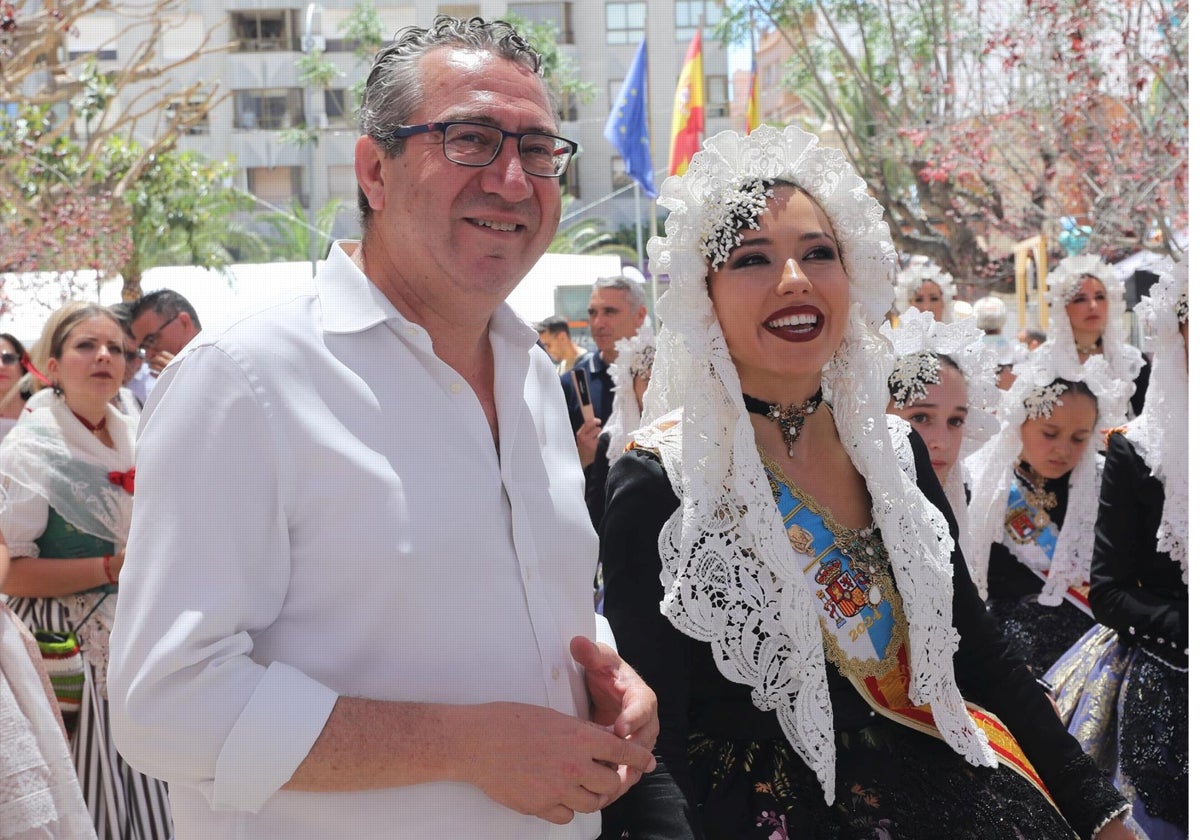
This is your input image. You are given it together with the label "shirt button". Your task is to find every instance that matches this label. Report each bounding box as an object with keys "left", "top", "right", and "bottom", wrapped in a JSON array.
[
  {"left": 407, "top": 327, "right": 419, "bottom": 337},
  {"left": 450, "top": 383, "right": 463, "bottom": 394},
  {"left": 551, "top": 666, "right": 561, "bottom": 681},
  {"left": 524, "top": 565, "right": 533, "bottom": 581}
]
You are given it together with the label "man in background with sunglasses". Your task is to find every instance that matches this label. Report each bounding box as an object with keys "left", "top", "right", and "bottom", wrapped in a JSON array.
[
  {"left": 109, "top": 15, "right": 657, "bottom": 840},
  {"left": 129, "top": 289, "right": 202, "bottom": 378}
]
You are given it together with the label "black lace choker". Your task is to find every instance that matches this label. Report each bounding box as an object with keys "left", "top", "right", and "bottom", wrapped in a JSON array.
[{"left": 742, "top": 387, "right": 823, "bottom": 458}]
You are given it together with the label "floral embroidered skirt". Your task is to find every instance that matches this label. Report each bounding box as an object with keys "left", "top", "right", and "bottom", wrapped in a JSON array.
[
  {"left": 687, "top": 719, "right": 1076, "bottom": 840},
  {"left": 1048, "top": 625, "right": 1187, "bottom": 839}
]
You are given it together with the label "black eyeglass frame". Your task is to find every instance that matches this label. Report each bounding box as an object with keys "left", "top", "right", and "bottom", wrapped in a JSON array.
[
  {"left": 0, "top": 352, "right": 19, "bottom": 366},
  {"left": 389, "top": 121, "right": 578, "bottom": 178},
  {"left": 139, "top": 311, "right": 180, "bottom": 353}
]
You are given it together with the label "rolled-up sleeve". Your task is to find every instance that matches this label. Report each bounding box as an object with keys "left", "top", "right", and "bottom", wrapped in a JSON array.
[{"left": 108, "top": 344, "right": 338, "bottom": 813}]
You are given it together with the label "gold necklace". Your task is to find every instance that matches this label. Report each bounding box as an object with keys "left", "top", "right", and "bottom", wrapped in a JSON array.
[
  {"left": 1075, "top": 338, "right": 1102, "bottom": 357},
  {"left": 1015, "top": 464, "right": 1057, "bottom": 530}
]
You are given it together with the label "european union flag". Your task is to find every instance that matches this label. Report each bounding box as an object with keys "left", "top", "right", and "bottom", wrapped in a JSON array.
[{"left": 604, "top": 38, "right": 657, "bottom": 197}]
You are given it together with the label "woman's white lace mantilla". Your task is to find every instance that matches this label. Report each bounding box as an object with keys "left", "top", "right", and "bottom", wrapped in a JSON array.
[
  {"left": 965, "top": 352, "right": 1119, "bottom": 601},
  {"left": 637, "top": 125, "right": 995, "bottom": 805},
  {"left": 1124, "top": 251, "right": 1188, "bottom": 579},
  {"left": 603, "top": 327, "right": 656, "bottom": 468},
  {"left": 1043, "top": 254, "right": 1144, "bottom": 425},
  {"left": 894, "top": 258, "right": 957, "bottom": 319}
]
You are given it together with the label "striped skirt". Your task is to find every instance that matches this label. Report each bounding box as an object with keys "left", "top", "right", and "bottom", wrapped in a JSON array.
[{"left": 7, "top": 595, "right": 173, "bottom": 840}]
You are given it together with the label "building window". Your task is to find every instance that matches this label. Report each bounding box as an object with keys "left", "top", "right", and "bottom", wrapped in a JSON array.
[
  {"left": 509, "top": 2, "right": 574, "bottom": 44},
  {"left": 674, "top": 0, "right": 722, "bottom": 41},
  {"left": 560, "top": 158, "right": 581, "bottom": 198},
  {"left": 706, "top": 74, "right": 729, "bottom": 118},
  {"left": 606, "top": 2, "right": 646, "bottom": 44},
  {"left": 437, "top": 4, "right": 481, "bottom": 18},
  {"left": 246, "top": 166, "right": 305, "bottom": 207},
  {"left": 557, "top": 90, "right": 578, "bottom": 123},
  {"left": 235, "top": 88, "right": 305, "bottom": 130},
  {"left": 324, "top": 89, "right": 350, "bottom": 128},
  {"left": 327, "top": 164, "right": 358, "bottom": 202},
  {"left": 68, "top": 15, "right": 118, "bottom": 60},
  {"left": 231, "top": 10, "right": 296, "bottom": 52},
  {"left": 165, "top": 94, "right": 210, "bottom": 135},
  {"left": 611, "top": 156, "right": 633, "bottom": 190}
]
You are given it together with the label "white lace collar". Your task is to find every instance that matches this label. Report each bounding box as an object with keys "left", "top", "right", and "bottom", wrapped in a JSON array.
[
  {"left": 1123, "top": 251, "right": 1188, "bottom": 579},
  {"left": 638, "top": 125, "right": 995, "bottom": 804}
]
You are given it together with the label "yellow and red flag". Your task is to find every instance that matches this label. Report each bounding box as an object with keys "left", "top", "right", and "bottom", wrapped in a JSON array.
[
  {"left": 668, "top": 27, "right": 705, "bottom": 177},
  {"left": 745, "top": 52, "right": 761, "bottom": 133}
]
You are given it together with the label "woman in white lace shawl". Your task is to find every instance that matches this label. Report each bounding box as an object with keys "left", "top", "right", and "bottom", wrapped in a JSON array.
[
  {"left": 894, "top": 258, "right": 956, "bottom": 322},
  {"left": 1045, "top": 252, "right": 1188, "bottom": 840},
  {"left": 1039, "top": 254, "right": 1149, "bottom": 418},
  {"left": 0, "top": 302, "right": 172, "bottom": 840},
  {"left": 596, "top": 124, "right": 1132, "bottom": 840}
]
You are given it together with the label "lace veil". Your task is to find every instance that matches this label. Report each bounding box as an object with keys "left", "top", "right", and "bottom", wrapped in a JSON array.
[
  {"left": 894, "top": 258, "right": 957, "bottom": 321},
  {"left": 964, "top": 351, "right": 1119, "bottom": 600},
  {"left": 603, "top": 326, "right": 656, "bottom": 467},
  {"left": 635, "top": 125, "right": 994, "bottom": 804},
  {"left": 1123, "top": 251, "right": 1188, "bottom": 580},
  {"left": 1044, "top": 254, "right": 1144, "bottom": 424},
  {"left": 881, "top": 308, "right": 1000, "bottom": 567}
]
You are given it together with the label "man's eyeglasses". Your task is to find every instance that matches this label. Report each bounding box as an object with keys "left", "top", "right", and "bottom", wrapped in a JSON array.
[
  {"left": 123, "top": 349, "right": 141, "bottom": 363},
  {"left": 0, "top": 352, "right": 19, "bottom": 367},
  {"left": 389, "top": 121, "right": 577, "bottom": 178},
  {"left": 139, "top": 312, "right": 180, "bottom": 352}
]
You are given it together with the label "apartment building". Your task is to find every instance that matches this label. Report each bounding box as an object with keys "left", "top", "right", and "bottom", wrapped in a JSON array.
[{"left": 78, "top": 0, "right": 732, "bottom": 242}]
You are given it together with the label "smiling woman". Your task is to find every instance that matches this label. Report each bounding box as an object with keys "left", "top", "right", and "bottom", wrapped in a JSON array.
[{"left": 598, "top": 124, "right": 1134, "bottom": 840}]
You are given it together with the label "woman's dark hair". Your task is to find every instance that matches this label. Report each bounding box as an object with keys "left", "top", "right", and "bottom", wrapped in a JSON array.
[
  {"left": 0, "top": 332, "right": 27, "bottom": 359},
  {"left": 1051, "top": 377, "right": 1096, "bottom": 404}
]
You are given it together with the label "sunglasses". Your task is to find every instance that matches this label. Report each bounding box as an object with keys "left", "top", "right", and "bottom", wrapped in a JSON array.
[{"left": 0, "top": 352, "right": 19, "bottom": 367}]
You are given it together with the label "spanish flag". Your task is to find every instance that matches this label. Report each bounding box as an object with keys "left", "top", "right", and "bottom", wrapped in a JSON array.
[
  {"left": 745, "top": 53, "right": 761, "bottom": 133},
  {"left": 668, "top": 27, "right": 705, "bottom": 177}
]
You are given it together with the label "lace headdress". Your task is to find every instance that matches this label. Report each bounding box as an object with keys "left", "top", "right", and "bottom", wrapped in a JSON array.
[
  {"left": 894, "top": 258, "right": 957, "bottom": 321},
  {"left": 603, "top": 325, "right": 656, "bottom": 467},
  {"left": 635, "top": 125, "right": 995, "bottom": 804},
  {"left": 964, "top": 351, "right": 1119, "bottom": 600},
  {"left": 1123, "top": 251, "right": 1188, "bottom": 579},
  {"left": 881, "top": 308, "right": 1001, "bottom": 566},
  {"left": 1044, "top": 254, "right": 1144, "bottom": 423}
]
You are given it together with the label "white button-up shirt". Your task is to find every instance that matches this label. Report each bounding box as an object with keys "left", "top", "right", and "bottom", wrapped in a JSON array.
[{"left": 109, "top": 242, "right": 608, "bottom": 839}]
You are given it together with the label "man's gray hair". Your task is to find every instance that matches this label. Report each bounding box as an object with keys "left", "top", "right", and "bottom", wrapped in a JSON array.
[
  {"left": 972, "top": 295, "right": 1007, "bottom": 332},
  {"left": 594, "top": 275, "right": 646, "bottom": 310},
  {"left": 356, "top": 15, "right": 553, "bottom": 228}
]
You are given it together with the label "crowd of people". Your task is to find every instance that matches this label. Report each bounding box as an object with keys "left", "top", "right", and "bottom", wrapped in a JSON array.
[{"left": 0, "top": 14, "right": 1186, "bottom": 840}]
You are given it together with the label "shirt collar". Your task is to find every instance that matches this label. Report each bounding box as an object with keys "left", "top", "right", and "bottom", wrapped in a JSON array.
[{"left": 316, "top": 241, "right": 402, "bottom": 335}]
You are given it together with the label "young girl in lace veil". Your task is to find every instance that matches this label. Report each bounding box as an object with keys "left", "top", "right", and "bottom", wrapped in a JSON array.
[
  {"left": 881, "top": 308, "right": 999, "bottom": 571},
  {"left": 964, "top": 348, "right": 1120, "bottom": 676},
  {"left": 1045, "top": 252, "right": 1188, "bottom": 840},
  {"left": 598, "top": 124, "right": 1132, "bottom": 840}
]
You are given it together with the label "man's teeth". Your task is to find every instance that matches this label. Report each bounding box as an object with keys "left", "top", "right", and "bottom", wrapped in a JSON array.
[
  {"left": 767, "top": 313, "right": 818, "bottom": 328},
  {"left": 473, "top": 219, "right": 518, "bottom": 232}
]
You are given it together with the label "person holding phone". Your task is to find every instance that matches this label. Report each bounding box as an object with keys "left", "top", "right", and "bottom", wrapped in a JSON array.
[{"left": 561, "top": 276, "right": 647, "bottom": 471}]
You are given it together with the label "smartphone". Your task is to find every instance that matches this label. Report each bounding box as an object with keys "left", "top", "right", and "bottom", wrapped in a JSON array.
[{"left": 571, "top": 368, "right": 596, "bottom": 424}]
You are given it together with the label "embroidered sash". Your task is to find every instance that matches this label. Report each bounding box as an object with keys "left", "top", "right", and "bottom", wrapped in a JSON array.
[
  {"left": 770, "top": 470, "right": 1056, "bottom": 808},
  {"left": 1003, "top": 484, "right": 1093, "bottom": 617}
]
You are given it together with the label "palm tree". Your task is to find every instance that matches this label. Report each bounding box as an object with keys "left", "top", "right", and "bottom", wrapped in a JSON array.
[{"left": 549, "top": 194, "right": 638, "bottom": 262}]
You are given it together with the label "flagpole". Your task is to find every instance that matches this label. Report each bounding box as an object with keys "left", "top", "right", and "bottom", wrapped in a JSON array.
[{"left": 641, "top": 25, "right": 658, "bottom": 327}]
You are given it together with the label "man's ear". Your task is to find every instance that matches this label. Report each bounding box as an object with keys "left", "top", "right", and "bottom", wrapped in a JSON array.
[
  {"left": 635, "top": 306, "right": 647, "bottom": 328},
  {"left": 355, "top": 135, "right": 388, "bottom": 213}
]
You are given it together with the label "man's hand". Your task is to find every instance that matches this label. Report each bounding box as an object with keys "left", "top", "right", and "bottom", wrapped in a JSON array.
[
  {"left": 570, "top": 636, "right": 659, "bottom": 805},
  {"left": 457, "top": 701, "right": 656, "bottom": 825},
  {"left": 147, "top": 349, "right": 176, "bottom": 376},
  {"left": 575, "top": 418, "right": 602, "bottom": 469}
]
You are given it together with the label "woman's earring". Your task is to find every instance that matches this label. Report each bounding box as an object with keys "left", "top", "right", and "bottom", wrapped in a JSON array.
[{"left": 52, "top": 381, "right": 63, "bottom": 396}]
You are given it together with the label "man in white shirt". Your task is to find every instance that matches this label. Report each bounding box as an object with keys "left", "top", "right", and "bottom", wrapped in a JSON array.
[{"left": 108, "top": 16, "right": 657, "bottom": 840}]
